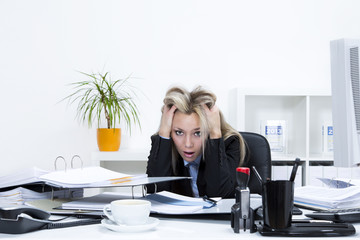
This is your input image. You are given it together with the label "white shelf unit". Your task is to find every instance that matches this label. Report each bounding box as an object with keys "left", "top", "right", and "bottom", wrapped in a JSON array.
[
  {"left": 91, "top": 149, "right": 149, "bottom": 195},
  {"left": 228, "top": 88, "right": 333, "bottom": 185},
  {"left": 92, "top": 149, "right": 149, "bottom": 164},
  {"left": 91, "top": 149, "right": 149, "bottom": 174}
]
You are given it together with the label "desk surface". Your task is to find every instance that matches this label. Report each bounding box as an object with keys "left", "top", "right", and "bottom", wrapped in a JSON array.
[{"left": 3, "top": 209, "right": 359, "bottom": 240}]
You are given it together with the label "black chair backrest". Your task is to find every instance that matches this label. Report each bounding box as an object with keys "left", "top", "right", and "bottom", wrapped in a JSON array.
[{"left": 240, "top": 132, "right": 272, "bottom": 194}]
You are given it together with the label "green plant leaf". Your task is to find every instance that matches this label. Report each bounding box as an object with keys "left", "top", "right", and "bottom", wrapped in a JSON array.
[{"left": 62, "top": 71, "right": 141, "bottom": 133}]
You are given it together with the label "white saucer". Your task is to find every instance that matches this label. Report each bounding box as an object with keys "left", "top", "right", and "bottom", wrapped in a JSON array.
[{"left": 101, "top": 217, "right": 159, "bottom": 233}]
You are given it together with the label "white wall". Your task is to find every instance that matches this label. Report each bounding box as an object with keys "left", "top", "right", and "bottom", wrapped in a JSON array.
[{"left": 0, "top": 0, "right": 360, "bottom": 176}]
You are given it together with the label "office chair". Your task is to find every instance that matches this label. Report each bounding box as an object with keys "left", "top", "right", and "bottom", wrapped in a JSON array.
[{"left": 240, "top": 132, "right": 272, "bottom": 195}]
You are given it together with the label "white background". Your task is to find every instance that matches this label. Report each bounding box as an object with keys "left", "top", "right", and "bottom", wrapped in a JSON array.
[{"left": 0, "top": 0, "right": 359, "bottom": 176}]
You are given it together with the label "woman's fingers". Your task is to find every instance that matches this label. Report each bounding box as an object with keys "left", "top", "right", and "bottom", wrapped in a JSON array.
[
  {"left": 203, "top": 104, "right": 222, "bottom": 139},
  {"left": 159, "top": 105, "right": 177, "bottom": 138}
]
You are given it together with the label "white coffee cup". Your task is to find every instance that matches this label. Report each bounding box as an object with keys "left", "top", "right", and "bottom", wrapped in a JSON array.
[{"left": 103, "top": 199, "right": 151, "bottom": 226}]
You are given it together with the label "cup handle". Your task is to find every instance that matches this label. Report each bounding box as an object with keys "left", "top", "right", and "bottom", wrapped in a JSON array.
[{"left": 103, "top": 204, "right": 115, "bottom": 222}]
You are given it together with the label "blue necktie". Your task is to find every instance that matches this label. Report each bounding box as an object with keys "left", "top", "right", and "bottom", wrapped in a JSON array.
[{"left": 187, "top": 162, "right": 199, "bottom": 197}]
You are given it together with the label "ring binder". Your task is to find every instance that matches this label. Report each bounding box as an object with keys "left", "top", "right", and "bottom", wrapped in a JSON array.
[
  {"left": 154, "top": 183, "right": 158, "bottom": 194},
  {"left": 50, "top": 187, "right": 54, "bottom": 201},
  {"left": 0, "top": 166, "right": 187, "bottom": 196},
  {"left": 142, "top": 185, "right": 147, "bottom": 197},
  {"left": 55, "top": 155, "right": 83, "bottom": 172},
  {"left": 70, "top": 155, "right": 83, "bottom": 170},
  {"left": 130, "top": 184, "right": 148, "bottom": 198},
  {"left": 54, "top": 156, "right": 67, "bottom": 171}
]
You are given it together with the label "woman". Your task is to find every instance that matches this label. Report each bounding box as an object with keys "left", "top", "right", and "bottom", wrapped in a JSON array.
[{"left": 146, "top": 86, "right": 247, "bottom": 198}]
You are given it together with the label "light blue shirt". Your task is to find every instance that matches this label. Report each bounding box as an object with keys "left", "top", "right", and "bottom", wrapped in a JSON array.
[
  {"left": 183, "top": 156, "right": 202, "bottom": 197},
  {"left": 159, "top": 135, "right": 201, "bottom": 197}
]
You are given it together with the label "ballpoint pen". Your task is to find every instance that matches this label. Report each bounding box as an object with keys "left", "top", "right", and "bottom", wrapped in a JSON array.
[
  {"left": 289, "top": 158, "right": 300, "bottom": 182},
  {"left": 202, "top": 195, "right": 217, "bottom": 206},
  {"left": 202, "top": 195, "right": 217, "bottom": 203},
  {"left": 252, "top": 166, "right": 263, "bottom": 185}
]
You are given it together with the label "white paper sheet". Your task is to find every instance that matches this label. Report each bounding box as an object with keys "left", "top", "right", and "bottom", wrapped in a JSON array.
[{"left": 294, "top": 185, "right": 360, "bottom": 209}]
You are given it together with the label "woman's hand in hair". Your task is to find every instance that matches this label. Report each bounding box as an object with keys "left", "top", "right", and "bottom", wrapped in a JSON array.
[
  {"left": 203, "top": 104, "right": 222, "bottom": 139},
  {"left": 159, "top": 105, "right": 177, "bottom": 138}
]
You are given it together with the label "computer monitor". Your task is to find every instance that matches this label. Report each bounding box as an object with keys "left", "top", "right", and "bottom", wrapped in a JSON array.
[{"left": 330, "top": 38, "right": 360, "bottom": 167}]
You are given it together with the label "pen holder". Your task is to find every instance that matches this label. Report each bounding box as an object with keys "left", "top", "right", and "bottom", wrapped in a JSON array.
[{"left": 262, "top": 180, "right": 294, "bottom": 229}]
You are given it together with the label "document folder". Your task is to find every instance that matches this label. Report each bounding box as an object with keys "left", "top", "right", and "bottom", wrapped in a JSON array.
[{"left": 0, "top": 167, "right": 190, "bottom": 190}]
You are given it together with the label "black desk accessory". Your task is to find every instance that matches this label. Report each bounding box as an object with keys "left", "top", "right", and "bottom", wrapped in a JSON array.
[
  {"left": 292, "top": 206, "right": 303, "bottom": 215},
  {"left": 0, "top": 205, "right": 50, "bottom": 234},
  {"left": 256, "top": 206, "right": 302, "bottom": 218},
  {"left": 257, "top": 158, "right": 355, "bottom": 237},
  {"left": 231, "top": 167, "right": 256, "bottom": 233},
  {"left": 0, "top": 205, "right": 101, "bottom": 234},
  {"left": 257, "top": 221, "right": 356, "bottom": 237},
  {"left": 260, "top": 158, "right": 300, "bottom": 229},
  {"left": 262, "top": 180, "right": 294, "bottom": 229},
  {"left": 306, "top": 207, "right": 360, "bottom": 223}
]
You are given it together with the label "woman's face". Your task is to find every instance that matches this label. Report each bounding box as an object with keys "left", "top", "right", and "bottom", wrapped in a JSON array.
[{"left": 171, "top": 111, "right": 202, "bottom": 163}]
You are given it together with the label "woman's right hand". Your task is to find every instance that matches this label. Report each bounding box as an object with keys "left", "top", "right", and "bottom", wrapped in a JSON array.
[{"left": 159, "top": 105, "right": 177, "bottom": 138}]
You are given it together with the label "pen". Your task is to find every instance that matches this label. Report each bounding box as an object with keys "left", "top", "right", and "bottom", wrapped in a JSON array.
[
  {"left": 289, "top": 158, "right": 300, "bottom": 182},
  {"left": 252, "top": 166, "right": 263, "bottom": 184},
  {"left": 202, "top": 195, "right": 218, "bottom": 206}
]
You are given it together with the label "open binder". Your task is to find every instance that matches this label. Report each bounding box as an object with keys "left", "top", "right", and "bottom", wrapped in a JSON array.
[
  {"left": 54, "top": 191, "right": 262, "bottom": 216},
  {"left": 0, "top": 166, "right": 191, "bottom": 190},
  {"left": 0, "top": 166, "right": 144, "bottom": 189},
  {"left": 0, "top": 155, "right": 191, "bottom": 191}
]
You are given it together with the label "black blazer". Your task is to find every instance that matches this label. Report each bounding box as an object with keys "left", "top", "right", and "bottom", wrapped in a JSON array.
[{"left": 146, "top": 134, "right": 242, "bottom": 198}]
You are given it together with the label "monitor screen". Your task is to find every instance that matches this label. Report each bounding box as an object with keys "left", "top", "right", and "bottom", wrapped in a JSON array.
[{"left": 330, "top": 38, "right": 360, "bottom": 167}]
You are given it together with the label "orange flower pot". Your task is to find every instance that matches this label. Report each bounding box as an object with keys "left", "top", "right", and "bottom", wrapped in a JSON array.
[{"left": 97, "top": 128, "right": 121, "bottom": 151}]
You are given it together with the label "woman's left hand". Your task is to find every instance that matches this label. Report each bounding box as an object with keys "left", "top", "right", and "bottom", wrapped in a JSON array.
[{"left": 203, "top": 104, "right": 222, "bottom": 139}]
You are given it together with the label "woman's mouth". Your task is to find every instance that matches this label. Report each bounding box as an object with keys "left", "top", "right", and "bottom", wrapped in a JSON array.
[{"left": 183, "top": 151, "right": 195, "bottom": 158}]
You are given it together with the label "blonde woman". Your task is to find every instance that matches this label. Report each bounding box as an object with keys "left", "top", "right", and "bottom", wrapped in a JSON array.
[{"left": 146, "top": 86, "right": 247, "bottom": 198}]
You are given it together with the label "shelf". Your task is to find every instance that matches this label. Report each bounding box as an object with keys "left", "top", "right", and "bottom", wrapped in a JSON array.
[
  {"left": 308, "top": 153, "right": 334, "bottom": 161},
  {"left": 91, "top": 149, "right": 149, "bottom": 164},
  {"left": 271, "top": 154, "right": 304, "bottom": 161},
  {"left": 229, "top": 88, "right": 333, "bottom": 185}
]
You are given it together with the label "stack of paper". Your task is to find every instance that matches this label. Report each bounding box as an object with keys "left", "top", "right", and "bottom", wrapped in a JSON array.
[
  {"left": 294, "top": 185, "right": 360, "bottom": 209},
  {"left": 61, "top": 191, "right": 217, "bottom": 214},
  {"left": 0, "top": 187, "right": 83, "bottom": 205},
  {"left": 145, "top": 191, "right": 216, "bottom": 214},
  {"left": 0, "top": 167, "right": 49, "bottom": 189},
  {"left": 61, "top": 192, "right": 129, "bottom": 211}
]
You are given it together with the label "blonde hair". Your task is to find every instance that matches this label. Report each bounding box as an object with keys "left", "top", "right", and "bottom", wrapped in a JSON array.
[{"left": 160, "top": 86, "right": 246, "bottom": 173}]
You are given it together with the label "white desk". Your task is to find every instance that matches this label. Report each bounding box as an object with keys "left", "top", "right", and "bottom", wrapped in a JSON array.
[{"left": 3, "top": 210, "right": 360, "bottom": 240}]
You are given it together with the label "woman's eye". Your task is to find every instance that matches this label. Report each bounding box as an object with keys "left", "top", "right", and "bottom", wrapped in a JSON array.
[
  {"left": 194, "top": 131, "right": 201, "bottom": 137},
  {"left": 175, "top": 130, "right": 183, "bottom": 136}
]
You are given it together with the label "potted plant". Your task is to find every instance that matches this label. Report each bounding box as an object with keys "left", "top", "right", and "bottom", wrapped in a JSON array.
[{"left": 64, "top": 71, "right": 141, "bottom": 151}]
